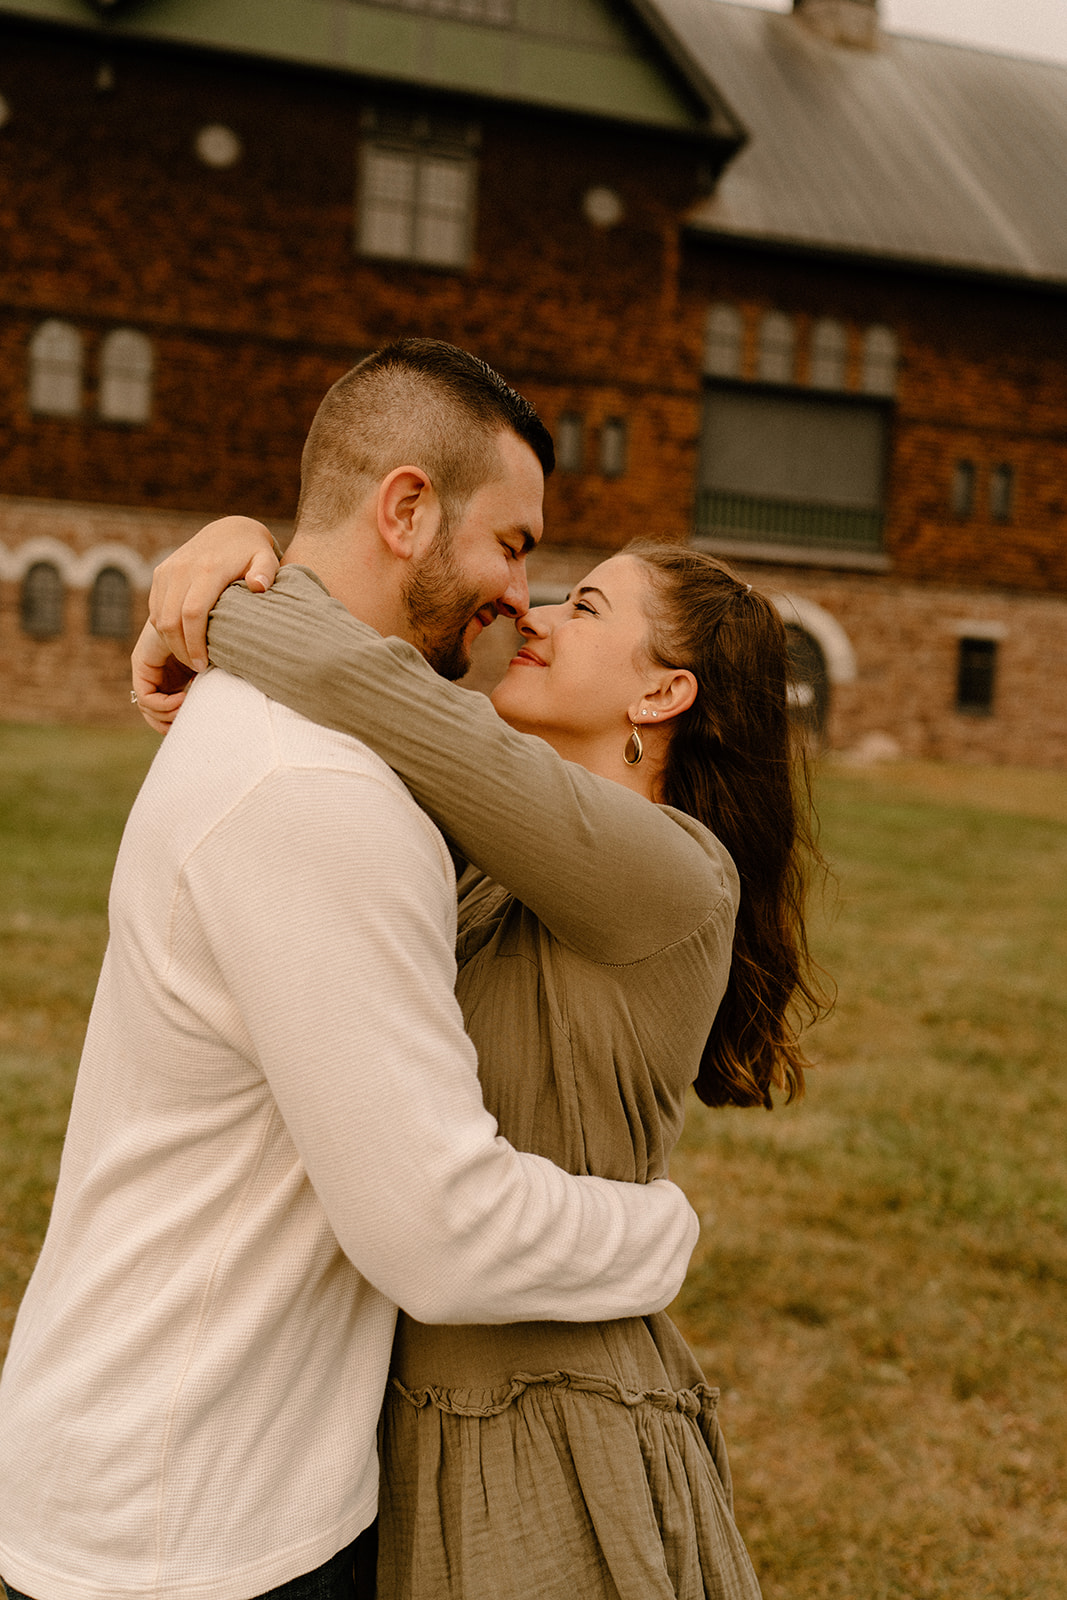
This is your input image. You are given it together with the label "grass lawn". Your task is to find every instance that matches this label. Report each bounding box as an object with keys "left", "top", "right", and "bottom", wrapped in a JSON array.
[{"left": 1, "top": 727, "right": 1065, "bottom": 1597}]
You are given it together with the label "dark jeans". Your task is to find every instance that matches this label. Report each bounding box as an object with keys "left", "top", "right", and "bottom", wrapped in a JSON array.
[{"left": 2, "top": 1522, "right": 378, "bottom": 1600}]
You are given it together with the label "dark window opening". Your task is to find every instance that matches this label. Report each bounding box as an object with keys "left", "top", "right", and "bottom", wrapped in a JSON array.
[
  {"left": 956, "top": 637, "right": 997, "bottom": 715},
  {"left": 90, "top": 567, "right": 133, "bottom": 638},
  {"left": 600, "top": 417, "right": 627, "bottom": 478},
  {"left": 785, "top": 626, "right": 830, "bottom": 743},
  {"left": 555, "top": 411, "right": 583, "bottom": 473},
  {"left": 696, "top": 387, "right": 888, "bottom": 553},
  {"left": 990, "top": 464, "right": 1014, "bottom": 523},
  {"left": 951, "top": 459, "right": 975, "bottom": 519},
  {"left": 20, "top": 562, "right": 64, "bottom": 638}
]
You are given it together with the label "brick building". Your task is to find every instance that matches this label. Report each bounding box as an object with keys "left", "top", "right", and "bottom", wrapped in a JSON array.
[{"left": 1, "top": 0, "right": 1066, "bottom": 763}]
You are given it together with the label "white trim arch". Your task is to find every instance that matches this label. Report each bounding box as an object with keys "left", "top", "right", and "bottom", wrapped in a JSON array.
[
  {"left": 772, "top": 593, "right": 857, "bottom": 685},
  {"left": 72, "top": 542, "right": 154, "bottom": 589},
  {"left": 0, "top": 536, "right": 78, "bottom": 584},
  {"left": 0, "top": 539, "right": 155, "bottom": 589}
]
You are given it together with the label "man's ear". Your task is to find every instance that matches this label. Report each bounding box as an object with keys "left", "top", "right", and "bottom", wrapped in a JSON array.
[
  {"left": 376, "top": 465, "right": 443, "bottom": 560},
  {"left": 628, "top": 668, "right": 698, "bottom": 726}
]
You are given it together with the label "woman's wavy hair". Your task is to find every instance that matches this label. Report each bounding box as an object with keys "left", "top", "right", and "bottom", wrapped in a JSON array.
[{"left": 627, "top": 540, "right": 831, "bottom": 1109}]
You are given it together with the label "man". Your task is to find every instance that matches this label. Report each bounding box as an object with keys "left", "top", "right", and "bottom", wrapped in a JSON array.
[{"left": 0, "top": 342, "right": 698, "bottom": 1600}]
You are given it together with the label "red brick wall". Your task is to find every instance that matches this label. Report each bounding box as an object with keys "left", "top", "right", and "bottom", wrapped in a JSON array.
[
  {"left": 3, "top": 17, "right": 1067, "bottom": 753},
  {"left": 0, "top": 19, "right": 704, "bottom": 547},
  {"left": 680, "top": 243, "right": 1067, "bottom": 594}
]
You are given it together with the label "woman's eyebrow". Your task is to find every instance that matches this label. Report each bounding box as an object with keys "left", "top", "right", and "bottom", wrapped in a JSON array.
[{"left": 571, "top": 585, "right": 613, "bottom": 610}]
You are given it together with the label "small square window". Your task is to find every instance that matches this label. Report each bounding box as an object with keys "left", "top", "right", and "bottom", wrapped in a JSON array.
[
  {"left": 600, "top": 417, "right": 627, "bottom": 479},
  {"left": 956, "top": 637, "right": 997, "bottom": 715}
]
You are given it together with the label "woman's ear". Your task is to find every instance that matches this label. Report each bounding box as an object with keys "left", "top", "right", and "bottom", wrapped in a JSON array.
[
  {"left": 629, "top": 668, "right": 698, "bottom": 726},
  {"left": 376, "top": 465, "right": 442, "bottom": 560}
]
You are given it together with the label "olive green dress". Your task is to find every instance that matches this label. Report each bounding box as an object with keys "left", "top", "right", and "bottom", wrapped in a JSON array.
[{"left": 208, "top": 567, "right": 763, "bottom": 1600}]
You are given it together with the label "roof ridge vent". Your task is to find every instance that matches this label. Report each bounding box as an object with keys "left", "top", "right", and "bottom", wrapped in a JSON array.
[{"left": 793, "top": 0, "right": 880, "bottom": 49}]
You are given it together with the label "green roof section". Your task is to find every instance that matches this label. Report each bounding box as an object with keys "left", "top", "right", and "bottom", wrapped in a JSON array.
[{"left": 0, "top": 0, "right": 744, "bottom": 138}]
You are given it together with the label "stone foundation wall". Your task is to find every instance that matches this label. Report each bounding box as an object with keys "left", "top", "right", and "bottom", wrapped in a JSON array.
[
  {"left": 720, "top": 559, "right": 1067, "bottom": 770},
  {"left": 4, "top": 503, "right": 1067, "bottom": 766},
  {"left": 0, "top": 496, "right": 283, "bottom": 726},
  {"left": 471, "top": 542, "right": 1067, "bottom": 769}
]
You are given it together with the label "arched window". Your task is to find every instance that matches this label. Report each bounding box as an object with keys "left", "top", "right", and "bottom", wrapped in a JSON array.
[
  {"left": 809, "top": 318, "right": 847, "bottom": 390},
  {"left": 29, "top": 320, "right": 83, "bottom": 416},
  {"left": 861, "top": 325, "right": 898, "bottom": 397},
  {"left": 785, "top": 625, "right": 830, "bottom": 743},
  {"left": 704, "top": 304, "right": 743, "bottom": 379},
  {"left": 756, "top": 312, "right": 795, "bottom": 385},
  {"left": 99, "top": 329, "right": 153, "bottom": 424},
  {"left": 89, "top": 566, "right": 133, "bottom": 638},
  {"left": 20, "top": 562, "right": 64, "bottom": 638}
]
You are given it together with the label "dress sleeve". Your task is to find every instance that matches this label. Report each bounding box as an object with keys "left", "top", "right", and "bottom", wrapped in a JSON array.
[
  {"left": 206, "top": 565, "right": 736, "bottom": 964},
  {"left": 183, "top": 751, "right": 699, "bottom": 1325}
]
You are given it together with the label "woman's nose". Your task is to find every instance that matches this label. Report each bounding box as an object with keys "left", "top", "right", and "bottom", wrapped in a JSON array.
[{"left": 517, "top": 605, "right": 553, "bottom": 639}]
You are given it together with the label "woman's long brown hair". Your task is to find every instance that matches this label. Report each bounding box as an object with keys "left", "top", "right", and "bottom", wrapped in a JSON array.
[{"left": 628, "top": 540, "right": 831, "bottom": 1109}]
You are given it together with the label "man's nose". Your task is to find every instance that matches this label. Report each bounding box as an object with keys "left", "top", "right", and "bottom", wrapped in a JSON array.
[{"left": 496, "top": 565, "right": 530, "bottom": 620}]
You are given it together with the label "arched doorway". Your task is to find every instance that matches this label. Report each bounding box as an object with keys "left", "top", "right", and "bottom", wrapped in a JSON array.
[{"left": 784, "top": 624, "right": 830, "bottom": 744}]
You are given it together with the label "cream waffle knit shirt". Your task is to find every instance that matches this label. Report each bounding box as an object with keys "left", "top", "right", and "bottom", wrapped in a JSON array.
[{"left": 0, "top": 669, "right": 697, "bottom": 1600}]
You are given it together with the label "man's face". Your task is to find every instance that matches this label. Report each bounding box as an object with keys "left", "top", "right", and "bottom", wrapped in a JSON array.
[{"left": 401, "top": 430, "right": 544, "bottom": 680}]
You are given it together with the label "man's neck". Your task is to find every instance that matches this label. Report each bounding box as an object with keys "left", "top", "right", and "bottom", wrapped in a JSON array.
[{"left": 283, "top": 528, "right": 414, "bottom": 646}]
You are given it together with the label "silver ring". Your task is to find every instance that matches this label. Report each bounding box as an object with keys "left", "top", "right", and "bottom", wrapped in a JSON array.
[{"left": 129, "top": 689, "right": 139, "bottom": 705}]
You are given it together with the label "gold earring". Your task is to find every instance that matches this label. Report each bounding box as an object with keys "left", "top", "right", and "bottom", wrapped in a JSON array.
[{"left": 623, "top": 722, "right": 644, "bottom": 766}]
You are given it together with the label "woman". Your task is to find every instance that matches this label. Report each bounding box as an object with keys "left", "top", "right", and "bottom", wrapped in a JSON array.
[{"left": 134, "top": 523, "right": 825, "bottom": 1600}]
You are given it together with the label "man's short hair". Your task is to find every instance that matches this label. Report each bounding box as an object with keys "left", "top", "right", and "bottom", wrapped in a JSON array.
[{"left": 296, "top": 339, "right": 555, "bottom": 534}]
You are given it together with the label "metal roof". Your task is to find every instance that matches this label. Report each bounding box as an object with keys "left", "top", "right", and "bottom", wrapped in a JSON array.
[
  {"left": 0, "top": 0, "right": 742, "bottom": 142},
  {"left": 655, "top": 0, "right": 1067, "bottom": 287}
]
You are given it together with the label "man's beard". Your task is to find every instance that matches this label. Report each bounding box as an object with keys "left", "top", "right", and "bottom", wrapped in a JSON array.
[{"left": 401, "top": 523, "right": 484, "bottom": 682}]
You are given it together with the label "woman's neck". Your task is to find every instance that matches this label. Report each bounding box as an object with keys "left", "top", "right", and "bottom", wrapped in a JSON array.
[{"left": 510, "top": 724, "right": 663, "bottom": 802}]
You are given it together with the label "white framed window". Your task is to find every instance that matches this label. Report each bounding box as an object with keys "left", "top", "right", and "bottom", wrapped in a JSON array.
[
  {"left": 99, "top": 329, "right": 153, "bottom": 424},
  {"left": 29, "top": 320, "right": 83, "bottom": 417},
  {"left": 20, "top": 562, "right": 64, "bottom": 637},
  {"left": 704, "top": 304, "right": 743, "bottom": 379},
  {"left": 89, "top": 567, "right": 133, "bottom": 638},
  {"left": 359, "top": 139, "right": 475, "bottom": 269},
  {"left": 862, "top": 324, "right": 898, "bottom": 397},
  {"left": 756, "top": 312, "right": 796, "bottom": 385},
  {"left": 810, "top": 319, "right": 847, "bottom": 390}
]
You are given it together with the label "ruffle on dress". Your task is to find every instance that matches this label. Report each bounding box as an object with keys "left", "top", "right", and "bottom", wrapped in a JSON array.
[{"left": 377, "top": 1370, "right": 763, "bottom": 1600}]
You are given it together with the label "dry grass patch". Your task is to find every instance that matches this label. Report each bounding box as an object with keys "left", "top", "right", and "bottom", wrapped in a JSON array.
[
  {"left": 0, "top": 722, "right": 159, "bottom": 1350},
  {"left": 2, "top": 732, "right": 1065, "bottom": 1596},
  {"left": 672, "top": 760, "right": 1067, "bottom": 1598}
]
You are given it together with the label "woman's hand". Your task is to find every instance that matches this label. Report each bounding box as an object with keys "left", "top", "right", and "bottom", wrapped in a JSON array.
[
  {"left": 149, "top": 515, "right": 279, "bottom": 671},
  {"left": 131, "top": 516, "right": 279, "bottom": 733},
  {"left": 131, "top": 619, "right": 196, "bottom": 733}
]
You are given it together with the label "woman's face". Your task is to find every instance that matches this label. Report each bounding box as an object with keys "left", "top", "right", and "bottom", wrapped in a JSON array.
[{"left": 490, "top": 554, "right": 660, "bottom": 749}]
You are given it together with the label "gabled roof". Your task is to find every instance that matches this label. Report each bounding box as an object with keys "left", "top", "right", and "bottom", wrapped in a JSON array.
[
  {"left": 655, "top": 0, "right": 1067, "bottom": 287},
  {"left": 0, "top": 0, "right": 744, "bottom": 145}
]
